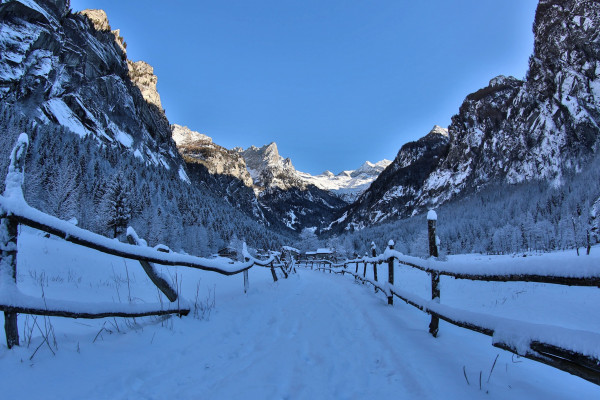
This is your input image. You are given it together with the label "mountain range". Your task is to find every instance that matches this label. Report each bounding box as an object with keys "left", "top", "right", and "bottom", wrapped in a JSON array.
[{"left": 172, "top": 123, "right": 389, "bottom": 230}]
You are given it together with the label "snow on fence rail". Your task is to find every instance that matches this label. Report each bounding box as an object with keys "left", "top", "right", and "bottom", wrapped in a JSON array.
[
  {"left": 0, "top": 134, "right": 276, "bottom": 349},
  {"left": 299, "top": 212, "right": 600, "bottom": 385}
]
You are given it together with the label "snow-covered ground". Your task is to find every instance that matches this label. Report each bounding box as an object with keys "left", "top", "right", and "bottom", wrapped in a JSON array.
[{"left": 1, "top": 227, "right": 599, "bottom": 399}]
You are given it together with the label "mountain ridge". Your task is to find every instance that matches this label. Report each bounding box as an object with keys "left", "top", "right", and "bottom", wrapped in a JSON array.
[{"left": 171, "top": 124, "right": 390, "bottom": 203}]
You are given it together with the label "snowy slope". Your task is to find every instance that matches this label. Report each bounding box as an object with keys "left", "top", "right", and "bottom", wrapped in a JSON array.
[{"left": 0, "top": 227, "right": 599, "bottom": 399}]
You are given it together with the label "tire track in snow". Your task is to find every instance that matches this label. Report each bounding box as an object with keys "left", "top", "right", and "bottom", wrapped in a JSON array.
[{"left": 326, "top": 272, "right": 431, "bottom": 399}]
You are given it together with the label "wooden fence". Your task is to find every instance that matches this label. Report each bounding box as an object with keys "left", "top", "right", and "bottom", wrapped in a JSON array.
[
  {"left": 0, "top": 134, "right": 276, "bottom": 349},
  {"left": 298, "top": 212, "right": 600, "bottom": 386}
]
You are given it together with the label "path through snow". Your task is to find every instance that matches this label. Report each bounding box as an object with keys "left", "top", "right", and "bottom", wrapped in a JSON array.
[
  {"left": 1, "top": 230, "right": 599, "bottom": 398},
  {"left": 1, "top": 272, "right": 598, "bottom": 399}
]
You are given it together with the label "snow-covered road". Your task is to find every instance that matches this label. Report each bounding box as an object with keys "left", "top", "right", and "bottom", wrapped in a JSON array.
[{"left": 2, "top": 270, "right": 599, "bottom": 399}]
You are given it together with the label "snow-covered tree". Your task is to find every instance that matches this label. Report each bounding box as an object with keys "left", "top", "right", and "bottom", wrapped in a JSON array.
[{"left": 102, "top": 173, "right": 132, "bottom": 238}]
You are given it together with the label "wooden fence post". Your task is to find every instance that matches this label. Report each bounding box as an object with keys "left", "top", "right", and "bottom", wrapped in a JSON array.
[
  {"left": 2, "top": 134, "right": 28, "bottom": 349},
  {"left": 387, "top": 240, "right": 394, "bottom": 305},
  {"left": 270, "top": 261, "right": 278, "bottom": 282},
  {"left": 428, "top": 210, "right": 440, "bottom": 337},
  {"left": 2, "top": 217, "right": 19, "bottom": 348},
  {"left": 278, "top": 262, "right": 289, "bottom": 279},
  {"left": 126, "top": 232, "right": 178, "bottom": 302},
  {"left": 372, "top": 242, "right": 378, "bottom": 292},
  {"left": 243, "top": 257, "right": 250, "bottom": 293}
]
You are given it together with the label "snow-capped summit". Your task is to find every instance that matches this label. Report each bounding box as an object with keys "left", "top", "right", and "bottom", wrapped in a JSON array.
[
  {"left": 351, "top": 160, "right": 392, "bottom": 178},
  {"left": 297, "top": 159, "right": 392, "bottom": 202},
  {"left": 238, "top": 142, "right": 347, "bottom": 231},
  {"left": 427, "top": 125, "right": 449, "bottom": 138},
  {"left": 241, "top": 142, "right": 301, "bottom": 190}
]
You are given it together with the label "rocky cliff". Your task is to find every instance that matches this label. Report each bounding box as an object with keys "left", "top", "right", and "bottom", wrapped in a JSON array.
[
  {"left": 0, "top": 0, "right": 299, "bottom": 253},
  {"left": 173, "top": 124, "right": 253, "bottom": 187},
  {"left": 0, "top": 0, "right": 182, "bottom": 175},
  {"left": 241, "top": 142, "right": 304, "bottom": 191}
]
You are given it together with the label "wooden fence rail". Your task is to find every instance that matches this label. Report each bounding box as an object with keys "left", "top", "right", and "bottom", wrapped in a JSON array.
[{"left": 297, "top": 210, "right": 600, "bottom": 386}]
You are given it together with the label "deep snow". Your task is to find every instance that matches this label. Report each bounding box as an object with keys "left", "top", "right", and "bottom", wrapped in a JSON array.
[{"left": 0, "top": 227, "right": 599, "bottom": 399}]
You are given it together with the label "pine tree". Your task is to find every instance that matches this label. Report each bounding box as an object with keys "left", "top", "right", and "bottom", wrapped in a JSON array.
[{"left": 102, "top": 173, "right": 132, "bottom": 238}]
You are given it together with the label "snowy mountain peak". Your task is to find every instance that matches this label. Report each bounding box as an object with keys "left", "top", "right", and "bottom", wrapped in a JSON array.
[
  {"left": 242, "top": 142, "right": 299, "bottom": 190},
  {"left": 334, "top": 0, "right": 600, "bottom": 230},
  {"left": 171, "top": 124, "right": 212, "bottom": 146},
  {"left": 489, "top": 75, "right": 516, "bottom": 88},
  {"left": 427, "top": 125, "right": 449, "bottom": 138},
  {"left": 351, "top": 160, "right": 392, "bottom": 178},
  {"left": 264, "top": 141, "right": 278, "bottom": 152},
  {"left": 297, "top": 159, "right": 392, "bottom": 202}
]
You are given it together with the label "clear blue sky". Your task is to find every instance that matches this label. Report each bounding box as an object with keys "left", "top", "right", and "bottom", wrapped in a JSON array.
[{"left": 71, "top": 0, "right": 538, "bottom": 175}]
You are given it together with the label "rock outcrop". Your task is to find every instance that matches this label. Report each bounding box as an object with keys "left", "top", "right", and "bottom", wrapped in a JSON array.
[
  {"left": 127, "top": 60, "right": 162, "bottom": 110},
  {"left": 172, "top": 124, "right": 253, "bottom": 187}
]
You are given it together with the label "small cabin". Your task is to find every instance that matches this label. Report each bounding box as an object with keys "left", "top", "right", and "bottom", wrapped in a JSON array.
[
  {"left": 304, "top": 248, "right": 334, "bottom": 261},
  {"left": 217, "top": 246, "right": 238, "bottom": 260}
]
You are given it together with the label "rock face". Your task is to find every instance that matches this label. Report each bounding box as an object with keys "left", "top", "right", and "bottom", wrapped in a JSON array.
[
  {"left": 337, "top": 0, "right": 600, "bottom": 231},
  {"left": 0, "top": 0, "right": 179, "bottom": 173},
  {"left": 0, "top": 0, "right": 302, "bottom": 253},
  {"left": 173, "top": 124, "right": 253, "bottom": 187},
  {"left": 79, "top": 8, "right": 126, "bottom": 54},
  {"left": 127, "top": 60, "right": 162, "bottom": 110},
  {"left": 79, "top": 9, "right": 111, "bottom": 31},
  {"left": 242, "top": 143, "right": 303, "bottom": 191},
  {"left": 240, "top": 141, "right": 390, "bottom": 201},
  {"left": 425, "top": 0, "right": 600, "bottom": 199}
]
